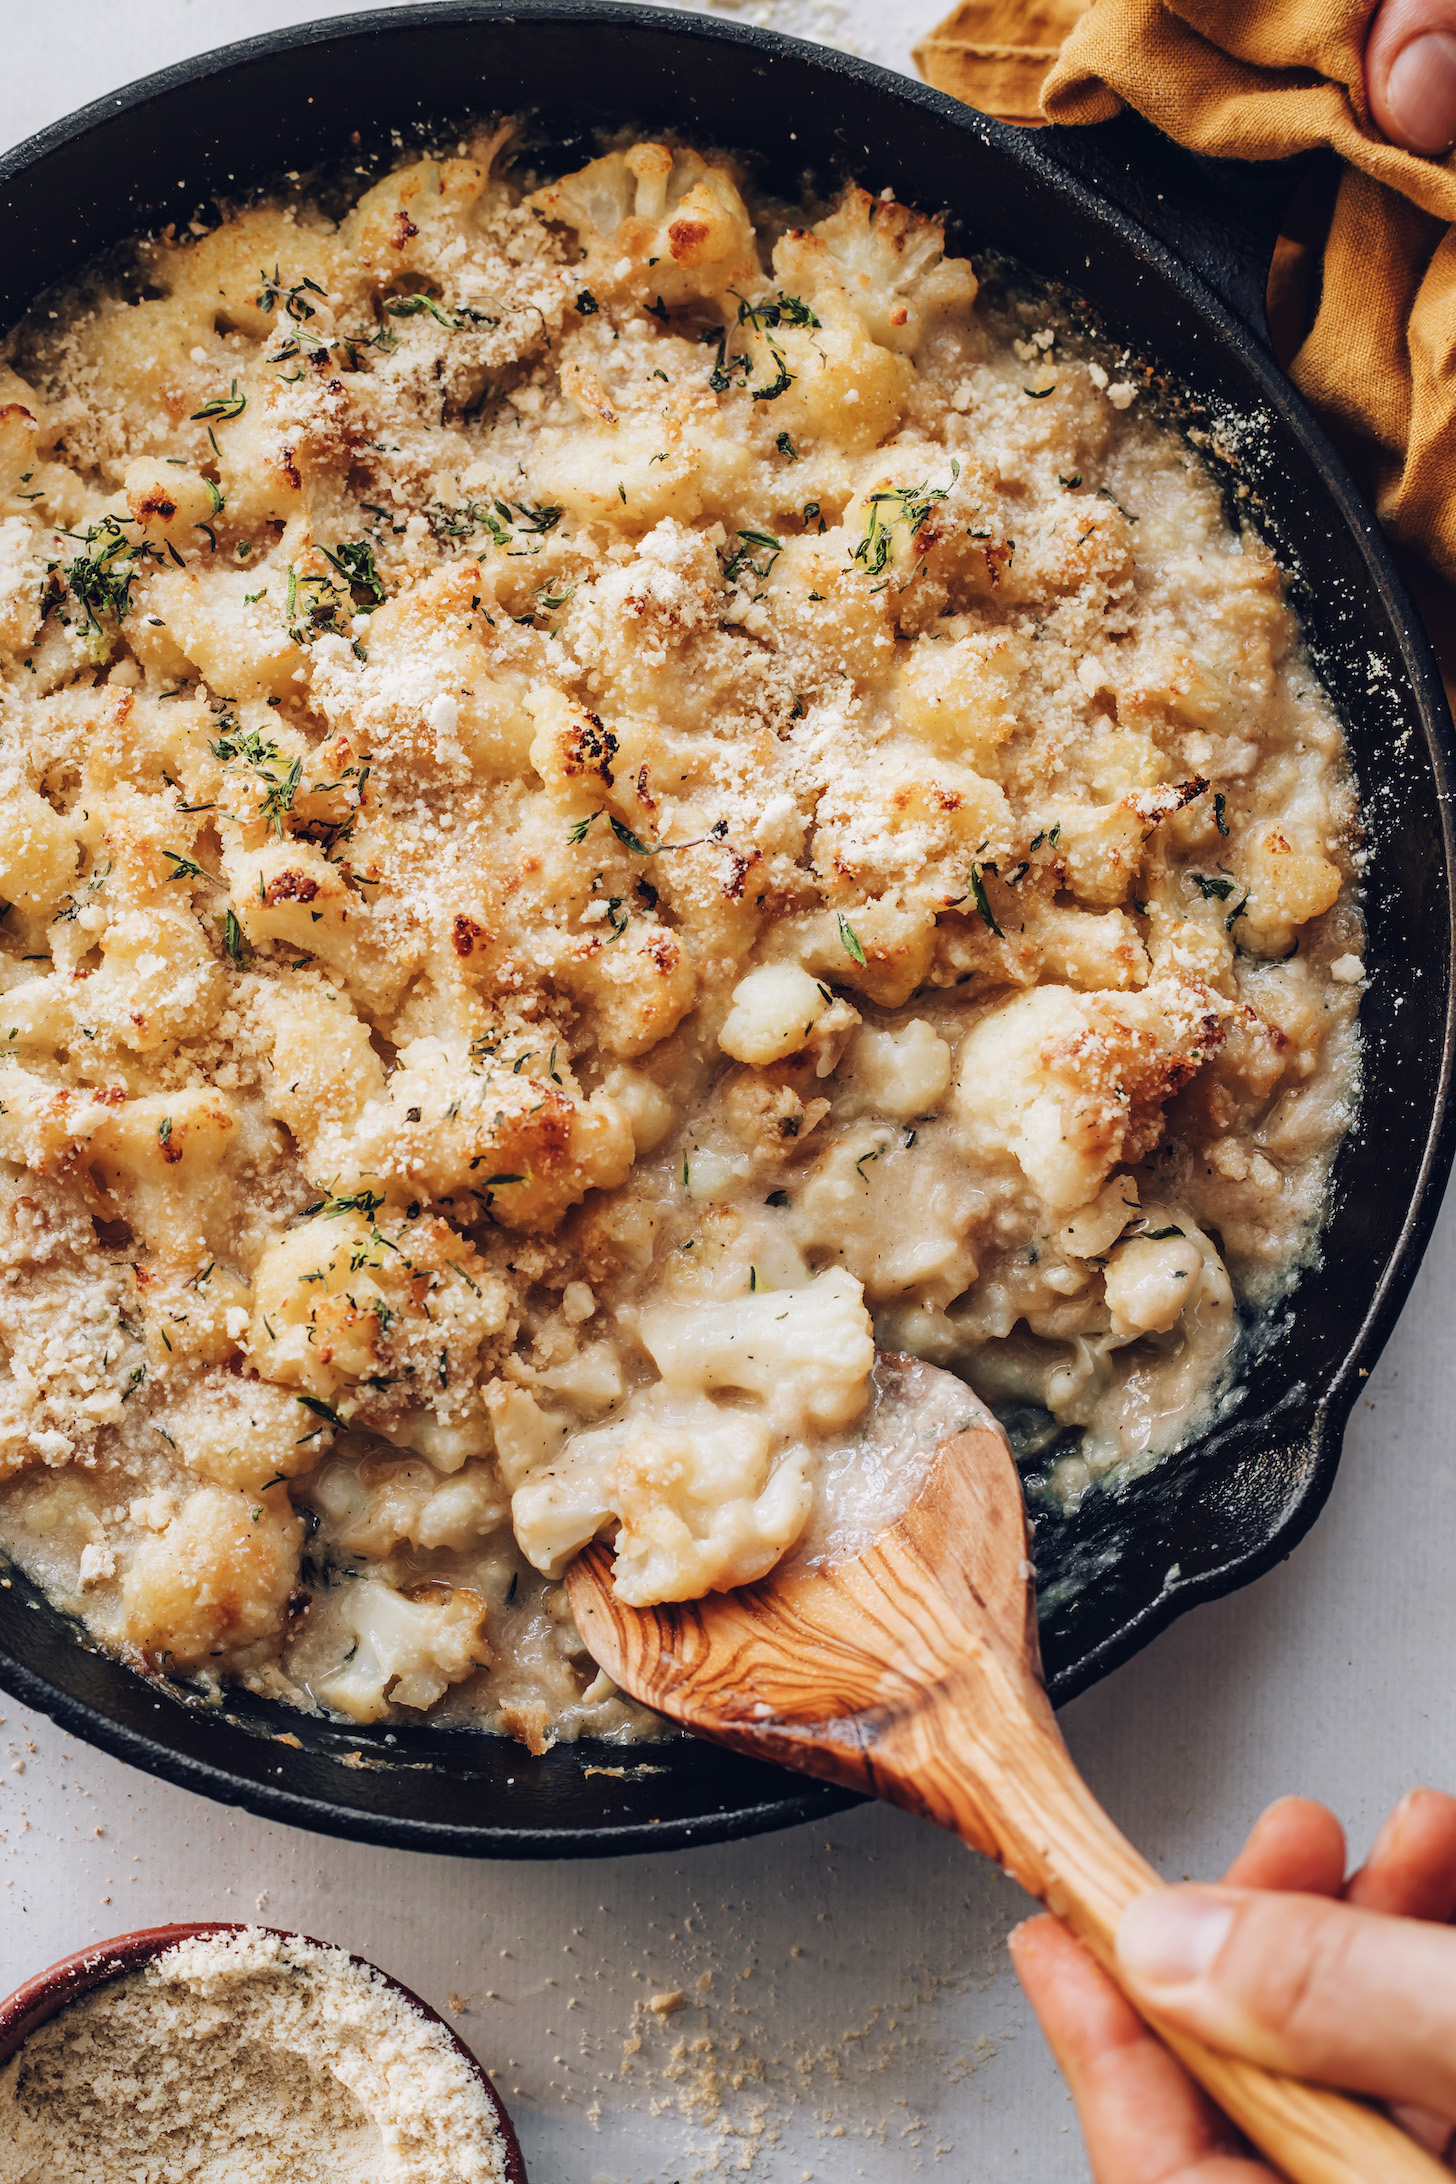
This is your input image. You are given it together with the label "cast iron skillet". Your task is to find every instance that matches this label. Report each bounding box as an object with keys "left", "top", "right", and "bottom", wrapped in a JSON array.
[{"left": 0, "top": 3, "right": 1450, "bottom": 1857}]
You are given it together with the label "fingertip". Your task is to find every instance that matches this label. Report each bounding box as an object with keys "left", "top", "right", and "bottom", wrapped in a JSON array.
[
  {"left": 1007, "top": 1912, "right": 1057, "bottom": 1958},
  {"left": 1223, "top": 1794, "right": 1346, "bottom": 1894},
  {"left": 1348, "top": 1785, "right": 1456, "bottom": 1917},
  {"left": 1383, "top": 29, "right": 1456, "bottom": 151},
  {"left": 1008, "top": 1913, "right": 1083, "bottom": 1986},
  {"left": 1367, "top": 2, "right": 1456, "bottom": 153}
]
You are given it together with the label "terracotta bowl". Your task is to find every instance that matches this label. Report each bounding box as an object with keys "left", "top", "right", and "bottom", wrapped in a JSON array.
[{"left": 0, "top": 1920, "right": 527, "bottom": 2181}]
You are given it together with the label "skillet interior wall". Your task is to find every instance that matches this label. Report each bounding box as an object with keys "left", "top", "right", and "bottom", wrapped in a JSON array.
[{"left": 0, "top": 1, "right": 1445, "bottom": 1854}]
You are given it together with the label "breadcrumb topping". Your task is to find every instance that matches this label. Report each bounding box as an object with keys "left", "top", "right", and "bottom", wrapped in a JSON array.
[{"left": 0, "top": 129, "right": 1359, "bottom": 1743}]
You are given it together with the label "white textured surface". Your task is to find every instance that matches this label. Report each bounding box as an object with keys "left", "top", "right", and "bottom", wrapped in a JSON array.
[{"left": 1, "top": 7, "right": 1452, "bottom": 2179}]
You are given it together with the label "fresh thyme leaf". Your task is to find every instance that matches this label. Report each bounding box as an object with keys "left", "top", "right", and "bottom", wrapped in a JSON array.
[
  {"left": 837, "top": 912, "right": 866, "bottom": 965},
  {"left": 321, "top": 539, "right": 387, "bottom": 610},
  {"left": 513, "top": 501, "right": 562, "bottom": 535},
  {"left": 478, "top": 1172, "right": 525, "bottom": 1189},
  {"left": 312, "top": 1188, "right": 385, "bottom": 1219},
  {"left": 576, "top": 290, "right": 600, "bottom": 315},
  {"left": 1058, "top": 471, "right": 1082, "bottom": 489},
  {"left": 190, "top": 379, "right": 247, "bottom": 422},
  {"left": 51, "top": 515, "right": 154, "bottom": 645},
  {"left": 609, "top": 815, "right": 654, "bottom": 854},
  {"left": 296, "top": 1393, "right": 347, "bottom": 1428},
  {"left": 256, "top": 268, "right": 327, "bottom": 322},
  {"left": 157, "top": 1115, "right": 172, "bottom": 1145},
  {"left": 1192, "top": 873, "right": 1237, "bottom": 902},
  {"left": 723, "top": 528, "right": 783, "bottom": 583},
  {"left": 765, "top": 1188, "right": 789, "bottom": 1207},
  {"left": 161, "top": 850, "right": 204, "bottom": 881},
  {"left": 567, "top": 812, "right": 598, "bottom": 845},
  {"left": 850, "top": 479, "right": 951, "bottom": 580},
  {"left": 776, "top": 431, "right": 798, "bottom": 460},
  {"left": 1143, "top": 1225, "right": 1186, "bottom": 1240},
  {"left": 1023, "top": 383, "right": 1056, "bottom": 398},
  {"left": 738, "top": 292, "right": 820, "bottom": 332},
  {"left": 1214, "top": 791, "right": 1229, "bottom": 836},
  {"left": 969, "top": 861, "right": 1003, "bottom": 937},
  {"left": 385, "top": 293, "right": 463, "bottom": 329},
  {"left": 223, "top": 908, "right": 247, "bottom": 966}
]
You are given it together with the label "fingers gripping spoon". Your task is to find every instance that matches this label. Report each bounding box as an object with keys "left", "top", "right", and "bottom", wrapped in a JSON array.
[{"left": 567, "top": 1358, "right": 1444, "bottom": 2184}]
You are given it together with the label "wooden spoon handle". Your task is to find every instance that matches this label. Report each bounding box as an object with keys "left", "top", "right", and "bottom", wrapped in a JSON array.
[{"left": 879, "top": 1652, "right": 1449, "bottom": 2184}]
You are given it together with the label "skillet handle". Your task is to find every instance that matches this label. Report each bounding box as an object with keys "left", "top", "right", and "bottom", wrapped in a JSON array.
[{"left": 1021, "top": 108, "right": 1327, "bottom": 346}]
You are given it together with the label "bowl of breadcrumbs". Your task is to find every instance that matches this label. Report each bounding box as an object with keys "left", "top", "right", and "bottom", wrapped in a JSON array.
[{"left": 0, "top": 1921, "right": 525, "bottom": 2183}]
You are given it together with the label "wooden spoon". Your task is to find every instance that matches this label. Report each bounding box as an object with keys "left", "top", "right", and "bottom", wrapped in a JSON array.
[{"left": 568, "top": 1357, "right": 1444, "bottom": 2184}]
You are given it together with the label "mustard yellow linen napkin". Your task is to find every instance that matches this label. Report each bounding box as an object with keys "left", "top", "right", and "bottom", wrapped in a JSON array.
[{"left": 914, "top": 0, "right": 1456, "bottom": 648}]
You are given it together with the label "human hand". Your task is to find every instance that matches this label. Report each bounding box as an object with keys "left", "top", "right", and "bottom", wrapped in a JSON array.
[
  {"left": 1367, "top": 0, "right": 1456, "bottom": 153},
  {"left": 1011, "top": 1788, "right": 1456, "bottom": 2178}
]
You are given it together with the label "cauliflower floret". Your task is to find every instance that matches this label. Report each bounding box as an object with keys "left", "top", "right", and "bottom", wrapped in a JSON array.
[
  {"left": 612, "top": 1392, "right": 810, "bottom": 1605},
  {"left": 224, "top": 839, "right": 413, "bottom": 1022},
  {"left": 793, "top": 1131, "right": 984, "bottom": 1307},
  {"left": 314, "top": 1579, "right": 490, "bottom": 1722},
  {"left": 1060, "top": 1175, "right": 1142, "bottom": 1260},
  {"left": 844, "top": 1019, "right": 953, "bottom": 1122},
  {"left": 148, "top": 565, "right": 305, "bottom": 704},
  {"left": 513, "top": 1272, "right": 872, "bottom": 1595},
  {"left": 0, "top": 777, "right": 76, "bottom": 914},
  {"left": 811, "top": 751, "right": 1012, "bottom": 895},
  {"left": 530, "top": 143, "right": 758, "bottom": 309},
  {"left": 1103, "top": 1229, "right": 1209, "bottom": 1340},
  {"left": 779, "top": 186, "right": 979, "bottom": 357},
  {"left": 162, "top": 1375, "right": 321, "bottom": 1492},
  {"left": 333, "top": 1033, "right": 635, "bottom": 1232},
  {"left": 247, "top": 1208, "right": 511, "bottom": 1409},
  {"left": 1238, "top": 824, "right": 1343, "bottom": 957},
  {"left": 120, "top": 1485, "right": 302, "bottom": 1668},
  {"left": 312, "top": 1456, "right": 506, "bottom": 1557},
  {"left": 86, "top": 1088, "right": 241, "bottom": 1266},
  {"left": 640, "top": 1268, "right": 875, "bottom": 1438},
  {"left": 509, "top": 1418, "right": 622, "bottom": 1577},
  {"left": 953, "top": 984, "right": 1225, "bottom": 1215},
  {"left": 511, "top": 1390, "right": 811, "bottom": 1605},
  {"left": 309, "top": 558, "right": 535, "bottom": 785},
  {"left": 136, "top": 1261, "right": 253, "bottom": 1370},
  {"left": 891, "top": 628, "right": 1025, "bottom": 765},
  {"left": 719, "top": 963, "right": 831, "bottom": 1067},
  {"left": 253, "top": 976, "right": 387, "bottom": 1177}
]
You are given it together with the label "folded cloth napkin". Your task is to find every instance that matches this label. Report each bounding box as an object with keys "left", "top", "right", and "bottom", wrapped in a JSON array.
[{"left": 915, "top": 0, "right": 1456, "bottom": 618}]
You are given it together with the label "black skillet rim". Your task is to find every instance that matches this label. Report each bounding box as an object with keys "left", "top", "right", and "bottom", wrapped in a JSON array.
[{"left": 0, "top": 0, "right": 1448, "bottom": 1857}]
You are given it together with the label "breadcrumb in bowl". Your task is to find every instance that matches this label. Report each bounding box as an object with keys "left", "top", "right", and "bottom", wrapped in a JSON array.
[
  {"left": 0, "top": 1922, "right": 526, "bottom": 2183},
  {"left": 0, "top": 5, "right": 1444, "bottom": 1855}
]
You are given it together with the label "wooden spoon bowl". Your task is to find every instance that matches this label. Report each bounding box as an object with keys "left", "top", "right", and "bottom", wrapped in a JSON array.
[{"left": 569, "top": 1363, "right": 1442, "bottom": 2184}]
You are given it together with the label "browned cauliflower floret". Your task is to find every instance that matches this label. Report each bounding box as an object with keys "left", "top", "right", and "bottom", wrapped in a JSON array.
[
  {"left": 121, "top": 1485, "right": 302, "bottom": 1669},
  {"left": 779, "top": 186, "right": 979, "bottom": 358},
  {"left": 330, "top": 1033, "right": 635, "bottom": 1232},
  {"left": 953, "top": 983, "right": 1227, "bottom": 1215},
  {"left": 530, "top": 143, "right": 757, "bottom": 309},
  {"left": 247, "top": 1206, "right": 511, "bottom": 1413}
]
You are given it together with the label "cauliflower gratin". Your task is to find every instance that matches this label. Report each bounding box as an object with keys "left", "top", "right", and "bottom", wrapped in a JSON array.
[{"left": 0, "top": 130, "right": 1360, "bottom": 1749}]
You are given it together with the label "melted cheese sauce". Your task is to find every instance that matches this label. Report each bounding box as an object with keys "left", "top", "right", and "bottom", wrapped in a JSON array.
[{"left": 0, "top": 131, "right": 1360, "bottom": 1746}]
